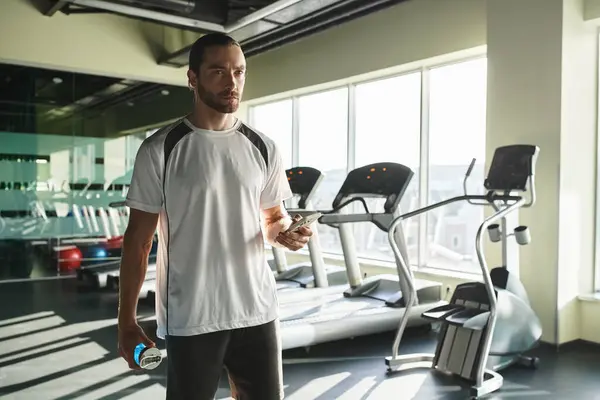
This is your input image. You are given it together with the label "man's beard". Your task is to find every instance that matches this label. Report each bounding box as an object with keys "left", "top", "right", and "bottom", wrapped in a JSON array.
[{"left": 195, "top": 83, "right": 240, "bottom": 114}]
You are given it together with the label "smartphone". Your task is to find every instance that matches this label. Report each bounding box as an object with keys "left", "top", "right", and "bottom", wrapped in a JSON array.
[{"left": 286, "top": 212, "right": 322, "bottom": 233}]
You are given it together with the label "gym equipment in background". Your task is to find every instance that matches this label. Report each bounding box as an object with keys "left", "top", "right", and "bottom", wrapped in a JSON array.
[
  {"left": 76, "top": 199, "right": 157, "bottom": 291},
  {"left": 272, "top": 166, "right": 348, "bottom": 295},
  {"left": 384, "top": 145, "right": 542, "bottom": 399},
  {"left": 276, "top": 162, "right": 445, "bottom": 350}
]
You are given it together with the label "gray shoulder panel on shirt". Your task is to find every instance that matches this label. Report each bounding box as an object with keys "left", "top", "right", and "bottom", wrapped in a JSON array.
[
  {"left": 238, "top": 123, "right": 269, "bottom": 169},
  {"left": 163, "top": 121, "right": 193, "bottom": 175}
]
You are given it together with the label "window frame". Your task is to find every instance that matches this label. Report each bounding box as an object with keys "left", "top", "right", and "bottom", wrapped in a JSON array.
[
  {"left": 248, "top": 53, "right": 488, "bottom": 274},
  {"left": 594, "top": 30, "right": 600, "bottom": 292}
]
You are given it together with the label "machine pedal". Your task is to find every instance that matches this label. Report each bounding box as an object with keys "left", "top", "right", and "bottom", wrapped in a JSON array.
[
  {"left": 421, "top": 304, "right": 465, "bottom": 321},
  {"left": 445, "top": 309, "right": 490, "bottom": 330}
]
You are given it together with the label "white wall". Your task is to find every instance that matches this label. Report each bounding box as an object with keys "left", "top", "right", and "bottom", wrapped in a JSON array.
[{"left": 557, "top": 0, "right": 598, "bottom": 344}]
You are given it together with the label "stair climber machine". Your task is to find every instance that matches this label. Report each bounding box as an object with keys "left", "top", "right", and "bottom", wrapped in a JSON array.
[
  {"left": 272, "top": 166, "right": 348, "bottom": 296},
  {"left": 384, "top": 145, "right": 542, "bottom": 399},
  {"left": 276, "top": 162, "right": 445, "bottom": 350}
]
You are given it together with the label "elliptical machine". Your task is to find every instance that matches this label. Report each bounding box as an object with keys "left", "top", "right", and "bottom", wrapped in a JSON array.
[{"left": 384, "top": 145, "right": 542, "bottom": 399}]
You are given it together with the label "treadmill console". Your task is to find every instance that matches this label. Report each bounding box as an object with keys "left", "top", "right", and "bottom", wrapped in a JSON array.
[
  {"left": 332, "top": 162, "right": 413, "bottom": 213},
  {"left": 484, "top": 145, "right": 539, "bottom": 192},
  {"left": 286, "top": 167, "right": 324, "bottom": 209}
]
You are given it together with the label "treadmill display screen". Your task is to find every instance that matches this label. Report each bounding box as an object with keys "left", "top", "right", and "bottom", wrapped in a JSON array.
[
  {"left": 286, "top": 167, "right": 324, "bottom": 209},
  {"left": 333, "top": 162, "right": 414, "bottom": 213},
  {"left": 484, "top": 145, "right": 539, "bottom": 192}
]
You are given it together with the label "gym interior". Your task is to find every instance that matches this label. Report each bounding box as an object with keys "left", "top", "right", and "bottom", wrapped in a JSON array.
[{"left": 1, "top": 0, "right": 600, "bottom": 398}]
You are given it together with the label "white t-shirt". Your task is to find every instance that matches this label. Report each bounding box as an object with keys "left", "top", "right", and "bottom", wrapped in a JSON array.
[{"left": 125, "top": 117, "right": 293, "bottom": 338}]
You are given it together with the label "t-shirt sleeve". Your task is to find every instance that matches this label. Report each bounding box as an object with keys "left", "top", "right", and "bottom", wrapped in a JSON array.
[
  {"left": 125, "top": 143, "right": 163, "bottom": 214},
  {"left": 260, "top": 143, "right": 293, "bottom": 210}
]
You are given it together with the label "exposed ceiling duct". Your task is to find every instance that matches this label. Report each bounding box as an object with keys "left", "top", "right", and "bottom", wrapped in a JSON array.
[
  {"left": 112, "top": 0, "right": 196, "bottom": 14},
  {"left": 241, "top": 0, "right": 408, "bottom": 58},
  {"left": 159, "top": 0, "right": 409, "bottom": 66},
  {"left": 61, "top": 0, "right": 303, "bottom": 32},
  {"left": 48, "top": 0, "right": 409, "bottom": 65}
]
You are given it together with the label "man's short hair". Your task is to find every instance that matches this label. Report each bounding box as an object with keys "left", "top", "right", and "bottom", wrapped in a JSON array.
[{"left": 188, "top": 33, "right": 240, "bottom": 73}]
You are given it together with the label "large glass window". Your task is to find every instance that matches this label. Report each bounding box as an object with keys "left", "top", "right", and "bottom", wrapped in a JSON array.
[
  {"left": 249, "top": 99, "right": 294, "bottom": 169},
  {"left": 248, "top": 56, "right": 488, "bottom": 273},
  {"left": 297, "top": 88, "right": 349, "bottom": 255},
  {"left": 354, "top": 72, "right": 422, "bottom": 263},
  {"left": 426, "top": 57, "right": 487, "bottom": 272}
]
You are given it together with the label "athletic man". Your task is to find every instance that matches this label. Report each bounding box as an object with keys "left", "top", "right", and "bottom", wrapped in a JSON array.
[{"left": 116, "top": 33, "right": 313, "bottom": 399}]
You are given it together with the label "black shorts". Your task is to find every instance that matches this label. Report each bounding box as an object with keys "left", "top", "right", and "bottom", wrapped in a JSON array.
[{"left": 165, "top": 319, "right": 283, "bottom": 400}]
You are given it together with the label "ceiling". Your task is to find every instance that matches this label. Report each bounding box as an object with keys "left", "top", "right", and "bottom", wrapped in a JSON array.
[
  {"left": 3, "top": 0, "right": 410, "bottom": 137},
  {"left": 0, "top": 63, "right": 186, "bottom": 137},
  {"left": 45, "top": 0, "right": 410, "bottom": 65}
]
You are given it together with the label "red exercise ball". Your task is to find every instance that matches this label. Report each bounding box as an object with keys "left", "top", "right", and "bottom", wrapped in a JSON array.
[
  {"left": 105, "top": 235, "right": 124, "bottom": 250},
  {"left": 57, "top": 246, "right": 82, "bottom": 272}
]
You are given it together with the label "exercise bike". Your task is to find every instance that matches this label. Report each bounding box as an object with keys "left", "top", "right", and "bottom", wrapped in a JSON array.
[{"left": 385, "top": 144, "right": 542, "bottom": 399}]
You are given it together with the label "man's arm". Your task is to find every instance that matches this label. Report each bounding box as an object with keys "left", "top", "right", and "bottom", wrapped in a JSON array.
[
  {"left": 118, "top": 209, "right": 159, "bottom": 327},
  {"left": 261, "top": 203, "right": 292, "bottom": 248},
  {"left": 262, "top": 204, "right": 311, "bottom": 251}
]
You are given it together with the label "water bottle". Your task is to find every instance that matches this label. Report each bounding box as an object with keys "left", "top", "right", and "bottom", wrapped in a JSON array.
[{"left": 133, "top": 343, "right": 162, "bottom": 370}]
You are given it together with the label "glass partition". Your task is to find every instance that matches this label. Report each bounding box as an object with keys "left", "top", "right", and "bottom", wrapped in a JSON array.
[{"left": 0, "top": 63, "right": 189, "bottom": 281}]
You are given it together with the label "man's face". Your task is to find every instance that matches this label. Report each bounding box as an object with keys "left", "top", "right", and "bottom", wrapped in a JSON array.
[{"left": 188, "top": 44, "right": 246, "bottom": 114}]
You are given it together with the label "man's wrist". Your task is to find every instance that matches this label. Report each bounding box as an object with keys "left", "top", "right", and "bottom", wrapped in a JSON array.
[
  {"left": 117, "top": 307, "right": 137, "bottom": 327},
  {"left": 266, "top": 216, "right": 291, "bottom": 246}
]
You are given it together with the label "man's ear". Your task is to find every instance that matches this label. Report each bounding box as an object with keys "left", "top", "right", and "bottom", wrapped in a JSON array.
[{"left": 187, "top": 69, "right": 197, "bottom": 91}]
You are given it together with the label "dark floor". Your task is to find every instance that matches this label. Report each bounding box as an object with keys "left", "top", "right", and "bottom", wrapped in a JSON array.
[{"left": 0, "top": 279, "right": 599, "bottom": 399}]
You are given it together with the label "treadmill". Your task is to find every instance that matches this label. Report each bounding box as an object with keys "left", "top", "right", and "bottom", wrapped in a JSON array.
[
  {"left": 272, "top": 166, "right": 348, "bottom": 293},
  {"left": 75, "top": 198, "right": 157, "bottom": 289},
  {"left": 276, "top": 162, "right": 446, "bottom": 350},
  {"left": 76, "top": 251, "right": 156, "bottom": 290}
]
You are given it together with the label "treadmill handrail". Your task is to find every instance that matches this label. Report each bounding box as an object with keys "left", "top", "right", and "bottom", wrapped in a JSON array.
[
  {"left": 315, "top": 196, "right": 370, "bottom": 228},
  {"left": 318, "top": 213, "right": 373, "bottom": 224},
  {"left": 318, "top": 213, "right": 394, "bottom": 232}
]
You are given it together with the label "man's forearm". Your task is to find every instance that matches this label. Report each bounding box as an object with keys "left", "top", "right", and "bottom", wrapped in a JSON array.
[
  {"left": 118, "top": 237, "right": 152, "bottom": 325},
  {"left": 264, "top": 213, "right": 292, "bottom": 247}
]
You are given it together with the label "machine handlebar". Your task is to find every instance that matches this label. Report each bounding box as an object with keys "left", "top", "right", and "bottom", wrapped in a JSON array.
[{"left": 466, "top": 158, "right": 476, "bottom": 177}]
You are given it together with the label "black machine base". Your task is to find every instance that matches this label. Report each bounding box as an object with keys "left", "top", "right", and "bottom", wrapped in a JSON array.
[
  {"left": 275, "top": 264, "right": 348, "bottom": 288},
  {"left": 343, "top": 274, "right": 443, "bottom": 307}
]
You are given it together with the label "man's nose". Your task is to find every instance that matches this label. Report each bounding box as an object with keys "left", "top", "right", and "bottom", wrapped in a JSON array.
[{"left": 223, "top": 71, "right": 236, "bottom": 87}]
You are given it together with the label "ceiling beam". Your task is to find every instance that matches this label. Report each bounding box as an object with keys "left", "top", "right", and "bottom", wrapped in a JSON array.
[
  {"left": 158, "top": 0, "right": 409, "bottom": 67},
  {"left": 63, "top": 0, "right": 302, "bottom": 32}
]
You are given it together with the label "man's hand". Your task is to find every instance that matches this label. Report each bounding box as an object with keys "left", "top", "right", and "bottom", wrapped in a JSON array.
[
  {"left": 262, "top": 206, "right": 313, "bottom": 251},
  {"left": 118, "top": 321, "right": 155, "bottom": 370},
  {"left": 275, "top": 214, "right": 313, "bottom": 251}
]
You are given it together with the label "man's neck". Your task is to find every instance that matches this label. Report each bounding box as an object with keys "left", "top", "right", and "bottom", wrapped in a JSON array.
[{"left": 188, "top": 106, "right": 237, "bottom": 132}]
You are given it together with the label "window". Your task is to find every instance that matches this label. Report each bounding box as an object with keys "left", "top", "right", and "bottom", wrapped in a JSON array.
[
  {"left": 426, "top": 57, "right": 487, "bottom": 272},
  {"left": 297, "top": 88, "right": 349, "bottom": 255},
  {"left": 354, "top": 72, "right": 422, "bottom": 263},
  {"left": 249, "top": 99, "right": 294, "bottom": 169},
  {"left": 247, "top": 56, "right": 489, "bottom": 274}
]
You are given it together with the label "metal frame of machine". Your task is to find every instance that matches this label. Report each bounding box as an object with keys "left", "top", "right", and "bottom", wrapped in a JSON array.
[
  {"left": 384, "top": 145, "right": 542, "bottom": 399},
  {"left": 271, "top": 166, "right": 349, "bottom": 295},
  {"left": 276, "top": 162, "right": 445, "bottom": 350}
]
